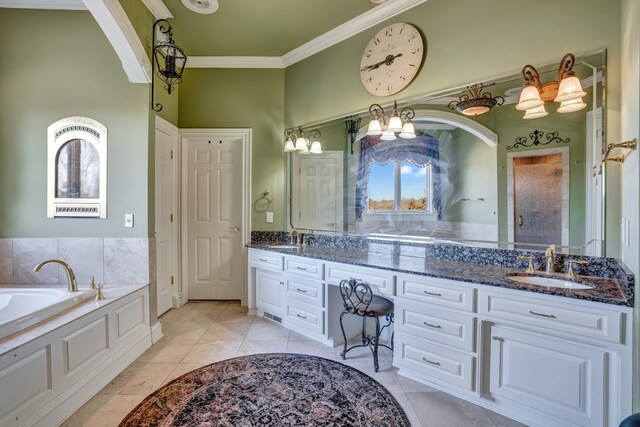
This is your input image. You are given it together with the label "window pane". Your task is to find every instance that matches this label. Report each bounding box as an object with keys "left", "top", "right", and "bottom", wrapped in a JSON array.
[
  {"left": 368, "top": 163, "right": 395, "bottom": 211},
  {"left": 400, "top": 163, "right": 427, "bottom": 211}
]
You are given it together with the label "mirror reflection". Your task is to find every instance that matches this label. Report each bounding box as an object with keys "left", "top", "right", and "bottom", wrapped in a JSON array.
[{"left": 289, "top": 51, "right": 608, "bottom": 255}]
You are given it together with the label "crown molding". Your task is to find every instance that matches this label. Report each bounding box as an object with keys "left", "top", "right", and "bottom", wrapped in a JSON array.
[
  {"left": 184, "top": 0, "right": 427, "bottom": 69},
  {"left": 141, "top": 0, "right": 172, "bottom": 20},
  {"left": 83, "top": 0, "right": 152, "bottom": 83},
  {"left": 281, "top": 0, "right": 429, "bottom": 67},
  {"left": 0, "top": 0, "right": 85, "bottom": 9},
  {"left": 186, "top": 56, "right": 285, "bottom": 69}
]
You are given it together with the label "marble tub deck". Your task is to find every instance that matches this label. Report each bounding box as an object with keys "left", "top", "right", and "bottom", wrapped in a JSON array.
[{"left": 248, "top": 243, "right": 634, "bottom": 307}]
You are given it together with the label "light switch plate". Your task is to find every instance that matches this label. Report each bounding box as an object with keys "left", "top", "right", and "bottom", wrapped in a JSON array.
[
  {"left": 266, "top": 212, "right": 274, "bottom": 223},
  {"left": 125, "top": 213, "right": 134, "bottom": 228}
]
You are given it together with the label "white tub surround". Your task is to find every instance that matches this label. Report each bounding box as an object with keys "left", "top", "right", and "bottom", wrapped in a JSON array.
[
  {"left": 0, "top": 287, "right": 96, "bottom": 341},
  {"left": 0, "top": 284, "right": 153, "bottom": 427}
]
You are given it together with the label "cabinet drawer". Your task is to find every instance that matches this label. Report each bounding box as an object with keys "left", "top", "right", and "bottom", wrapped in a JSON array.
[
  {"left": 396, "top": 300, "right": 476, "bottom": 351},
  {"left": 284, "top": 256, "right": 323, "bottom": 280},
  {"left": 249, "top": 249, "right": 283, "bottom": 271},
  {"left": 394, "top": 332, "right": 475, "bottom": 391},
  {"left": 284, "top": 300, "right": 324, "bottom": 335},
  {"left": 285, "top": 277, "right": 324, "bottom": 307},
  {"left": 479, "top": 289, "right": 624, "bottom": 344},
  {"left": 325, "top": 262, "right": 394, "bottom": 295},
  {"left": 398, "top": 274, "right": 475, "bottom": 312}
]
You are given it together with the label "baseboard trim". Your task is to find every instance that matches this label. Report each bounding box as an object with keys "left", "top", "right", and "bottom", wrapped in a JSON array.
[{"left": 150, "top": 321, "right": 163, "bottom": 343}]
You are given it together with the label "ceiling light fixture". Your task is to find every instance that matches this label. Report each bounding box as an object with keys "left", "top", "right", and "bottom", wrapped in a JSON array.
[
  {"left": 516, "top": 53, "right": 587, "bottom": 119},
  {"left": 181, "top": 0, "right": 219, "bottom": 14},
  {"left": 151, "top": 19, "right": 187, "bottom": 112},
  {"left": 283, "top": 127, "right": 322, "bottom": 154},
  {"left": 366, "top": 101, "right": 416, "bottom": 141},
  {"left": 447, "top": 83, "right": 504, "bottom": 117}
]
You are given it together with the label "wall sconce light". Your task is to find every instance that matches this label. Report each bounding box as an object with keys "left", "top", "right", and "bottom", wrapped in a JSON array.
[
  {"left": 447, "top": 83, "right": 504, "bottom": 117},
  {"left": 345, "top": 117, "right": 361, "bottom": 155},
  {"left": 283, "top": 126, "right": 322, "bottom": 154},
  {"left": 151, "top": 19, "right": 187, "bottom": 112},
  {"left": 516, "top": 53, "right": 586, "bottom": 119},
  {"left": 366, "top": 101, "right": 416, "bottom": 141}
]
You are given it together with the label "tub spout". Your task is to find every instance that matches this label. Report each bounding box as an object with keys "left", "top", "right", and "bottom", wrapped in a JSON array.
[{"left": 34, "top": 260, "right": 78, "bottom": 293}]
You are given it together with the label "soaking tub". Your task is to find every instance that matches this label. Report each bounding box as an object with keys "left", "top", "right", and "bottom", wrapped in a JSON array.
[{"left": 0, "top": 287, "right": 95, "bottom": 340}]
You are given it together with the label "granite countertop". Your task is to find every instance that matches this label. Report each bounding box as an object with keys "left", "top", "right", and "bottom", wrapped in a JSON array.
[{"left": 248, "top": 243, "right": 634, "bottom": 308}]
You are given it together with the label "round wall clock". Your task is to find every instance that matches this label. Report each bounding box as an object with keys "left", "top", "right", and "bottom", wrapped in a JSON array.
[{"left": 360, "top": 23, "right": 424, "bottom": 97}]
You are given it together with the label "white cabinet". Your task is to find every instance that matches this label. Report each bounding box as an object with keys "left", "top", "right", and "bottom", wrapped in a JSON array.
[
  {"left": 488, "top": 324, "right": 606, "bottom": 427},
  {"left": 255, "top": 269, "right": 284, "bottom": 318}
]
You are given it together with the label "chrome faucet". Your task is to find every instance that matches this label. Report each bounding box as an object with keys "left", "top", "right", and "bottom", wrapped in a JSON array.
[
  {"left": 545, "top": 244, "right": 556, "bottom": 274},
  {"left": 33, "top": 259, "right": 78, "bottom": 293}
]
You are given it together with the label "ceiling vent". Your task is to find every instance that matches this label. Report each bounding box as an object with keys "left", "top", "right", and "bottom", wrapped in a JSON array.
[{"left": 181, "top": 0, "right": 219, "bottom": 14}]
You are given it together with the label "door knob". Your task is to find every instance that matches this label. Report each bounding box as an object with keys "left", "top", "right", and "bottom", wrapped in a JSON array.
[{"left": 233, "top": 227, "right": 241, "bottom": 231}]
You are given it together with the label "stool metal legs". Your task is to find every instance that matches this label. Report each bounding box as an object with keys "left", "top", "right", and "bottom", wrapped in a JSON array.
[{"left": 339, "top": 311, "right": 394, "bottom": 372}]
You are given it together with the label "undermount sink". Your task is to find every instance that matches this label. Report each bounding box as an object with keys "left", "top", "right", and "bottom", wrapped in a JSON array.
[
  {"left": 507, "top": 275, "right": 594, "bottom": 290},
  {"left": 267, "top": 245, "right": 301, "bottom": 249}
]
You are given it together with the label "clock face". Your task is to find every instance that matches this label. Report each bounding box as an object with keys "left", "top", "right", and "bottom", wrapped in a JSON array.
[{"left": 360, "top": 23, "right": 424, "bottom": 97}]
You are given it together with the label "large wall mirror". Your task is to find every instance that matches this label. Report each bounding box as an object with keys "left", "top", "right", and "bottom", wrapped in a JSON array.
[
  {"left": 289, "top": 50, "right": 611, "bottom": 255},
  {"left": 47, "top": 117, "right": 107, "bottom": 218}
]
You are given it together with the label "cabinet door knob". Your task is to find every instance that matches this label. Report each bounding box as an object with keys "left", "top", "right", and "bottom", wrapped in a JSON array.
[{"left": 233, "top": 226, "right": 241, "bottom": 231}]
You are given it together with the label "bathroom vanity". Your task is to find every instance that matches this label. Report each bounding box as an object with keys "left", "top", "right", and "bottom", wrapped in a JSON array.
[{"left": 247, "top": 240, "right": 633, "bottom": 427}]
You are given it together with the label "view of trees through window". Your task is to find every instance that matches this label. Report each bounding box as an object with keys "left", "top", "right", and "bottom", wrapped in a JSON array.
[{"left": 368, "top": 162, "right": 429, "bottom": 212}]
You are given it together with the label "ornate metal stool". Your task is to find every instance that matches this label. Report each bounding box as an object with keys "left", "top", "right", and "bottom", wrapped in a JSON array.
[{"left": 339, "top": 278, "right": 394, "bottom": 372}]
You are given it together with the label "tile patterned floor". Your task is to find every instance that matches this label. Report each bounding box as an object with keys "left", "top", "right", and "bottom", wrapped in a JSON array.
[{"left": 62, "top": 301, "right": 527, "bottom": 427}]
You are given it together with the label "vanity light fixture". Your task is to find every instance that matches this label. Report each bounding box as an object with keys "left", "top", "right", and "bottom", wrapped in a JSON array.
[
  {"left": 447, "top": 83, "right": 505, "bottom": 117},
  {"left": 366, "top": 101, "right": 416, "bottom": 141},
  {"left": 151, "top": 19, "right": 187, "bottom": 112},
  {"left": 283, "top": 127, "right": 322, "bottom": 154},
  {"left": 516, "top": 53, "right": 587, "bottom": 119}
]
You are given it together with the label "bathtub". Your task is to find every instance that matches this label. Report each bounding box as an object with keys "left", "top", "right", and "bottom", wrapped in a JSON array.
[{"left": 0, "top": 287, "right": 96, "bottom": 340}]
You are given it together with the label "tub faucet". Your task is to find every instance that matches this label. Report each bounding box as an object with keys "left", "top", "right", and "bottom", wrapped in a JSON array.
[
  {"left": 545, "top": 244, "right": 556, "bottom": 274},
  {"left": 33, "top": 260, "right": 78, "bottom": 293}
]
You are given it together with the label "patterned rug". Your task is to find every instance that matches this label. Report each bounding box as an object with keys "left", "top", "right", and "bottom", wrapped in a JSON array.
[{"left": 120, "top": 353, "right": 411, "bottom": 427}]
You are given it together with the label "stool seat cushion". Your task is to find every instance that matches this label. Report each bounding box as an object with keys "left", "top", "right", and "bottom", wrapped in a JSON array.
[{"left": 348, "top": 295, "right": 394, "bottom": 317}]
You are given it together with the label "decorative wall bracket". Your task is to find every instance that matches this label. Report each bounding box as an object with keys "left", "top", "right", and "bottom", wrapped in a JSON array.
[{"left": 507, "top": 130, "right": 570, "bottom": 150}]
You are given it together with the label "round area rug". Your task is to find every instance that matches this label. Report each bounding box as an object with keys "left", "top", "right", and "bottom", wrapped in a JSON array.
[{"left": 119, "top": 353, "right": 410, "bottom": 427}]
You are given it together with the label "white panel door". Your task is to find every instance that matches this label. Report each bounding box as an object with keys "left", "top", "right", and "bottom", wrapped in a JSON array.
[
  {"left": 186, "top": 136, "right": 243, "bottom": 300},
  {"left": 293, "top": 152, "right": 343, "bottom": 231},
  {"left": 155, "top": 118, "right": 179, "bottom": 316},
  {"left": 489, "top": 325, "right": 606, "bottom": 426}
]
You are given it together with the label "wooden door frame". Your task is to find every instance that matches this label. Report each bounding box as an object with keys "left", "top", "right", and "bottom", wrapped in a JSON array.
[
  {"left": 155, "top": 116, "right": 180, "bottom": 313},
  {"left": 180, "top": 128, "right": 252, "bottom": 306},
  {"left": 507, "top": 147, "right": 570, "bottom": 247}
]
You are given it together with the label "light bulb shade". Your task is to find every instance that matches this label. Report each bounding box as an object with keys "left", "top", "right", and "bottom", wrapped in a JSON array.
[
  {"left": 387, "top": 115, "right": 403, "bottom": 132},
  {"left": 295, "top": 136, "right": 308, "bottom": 150},
  {"left": 399, "top": 122, "right": 416, "bottom": 139},
  {"left": 523, "top": 104, "right": 549, "bottom": 120},
  {"left": 283, "top": 138, "right": 295, "bottom": 152},
  {"left": 516, "top": 85, "right": 544, "bottom": 111},
  {"left": 366, "top": 119, "right": 383, "bottom": 136},
  {"left": 554, "top": 75, "right": 586, "bottom": 102},
  {"left": 557, "top": 97, "right": 587, "bottom": 113},
  {"left": 380, "top": 130, "right": 397, "bottom": 141},
  {"left": 309, "top": 141, "right": 323, "bottom": 154}
]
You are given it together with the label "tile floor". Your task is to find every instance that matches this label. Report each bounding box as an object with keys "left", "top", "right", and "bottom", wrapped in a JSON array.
[{"left": 63, "top": 301, "right": 526, "bottom": 427}]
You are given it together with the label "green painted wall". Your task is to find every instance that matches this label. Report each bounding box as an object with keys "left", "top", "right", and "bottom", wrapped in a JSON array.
[
  {"left": 178, "top": 68, "right": 286, "bottom": 230},
  {"left": 0, "top": 9, "right": 150, "bottom": 237}
]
